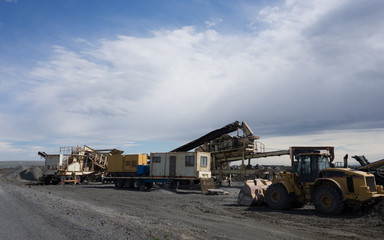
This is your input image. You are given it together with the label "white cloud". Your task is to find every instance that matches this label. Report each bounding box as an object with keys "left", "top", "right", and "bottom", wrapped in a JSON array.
[
  {"left": 25, "top": 27, "right": 240, "bottom": 140},
  {"left": 0, "top": 142, "right": 22, "bottom": 153},
  {"left": 1, "top": 0, "right": 384, "bottom": 161},
  {"left": 0, "top": 142, "right": 44, "bottom": 160},
  {"left": 205, "top": 18, "right": 222, "bottom": 28},
  {"left": 74, "top": 38, "right": 93, "bottom": 46},
  {"left": 255, "top": 128, "right": 384, "bottom": 166}
]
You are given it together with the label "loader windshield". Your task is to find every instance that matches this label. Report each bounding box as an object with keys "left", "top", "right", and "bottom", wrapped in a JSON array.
[
  {"left": 318, "top": 155, "right": 330, "bottom": 170},
  {"left": 298, "top": 154, "right": 331, "bottom": 182}
]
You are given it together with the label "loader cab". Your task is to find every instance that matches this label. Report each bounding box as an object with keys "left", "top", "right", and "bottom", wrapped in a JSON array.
[{"left": 297, "top": 153, "right": 331, "bottom": 182}]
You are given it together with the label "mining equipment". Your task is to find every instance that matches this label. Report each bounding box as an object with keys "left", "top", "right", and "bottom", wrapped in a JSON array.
[
  {"left": 38, "top": 145, "right": 122, "bottom": 184},
  {"left": 352, "top": 155, "right": 384, "bottom": 186},
  {"left": 171, "top": 121, "right": 289, "bottom": 181},
  {"left": 239, "top": 146, "right": 384, "bottom": 215}
]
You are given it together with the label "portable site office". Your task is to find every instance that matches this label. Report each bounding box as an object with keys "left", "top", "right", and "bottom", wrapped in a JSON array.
[{"left": 150, "top": 152, "right": 211, "bottom": 179}]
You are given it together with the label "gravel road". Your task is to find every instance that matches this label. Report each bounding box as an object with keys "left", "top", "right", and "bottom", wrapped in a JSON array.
[{"left": 1, "top": 167, "right": 383, "bottom": 240}]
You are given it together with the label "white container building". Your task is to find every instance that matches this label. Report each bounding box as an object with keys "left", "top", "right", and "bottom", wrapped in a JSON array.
[{"left": 150, "top": 152, "right": 211, "bottom": 179}]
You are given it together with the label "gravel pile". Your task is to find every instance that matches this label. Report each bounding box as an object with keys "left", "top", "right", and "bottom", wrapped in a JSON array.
[
  {"left": 19, "top": 166, "right": 44, "bottom": 181},
  {"left": 1, "top": 166, "right": 45, "bottom": 183},
  {"left": 1, "top": 166, "right": 24, "bottom": 179}
]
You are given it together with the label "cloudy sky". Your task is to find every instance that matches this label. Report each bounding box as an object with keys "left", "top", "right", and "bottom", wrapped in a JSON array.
[{"left": 0, "top": 0, "right": 383, "bottom": 164}]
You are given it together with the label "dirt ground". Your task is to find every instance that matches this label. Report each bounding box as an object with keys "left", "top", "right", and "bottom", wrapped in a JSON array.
[{"left": 0, "top": 167, "right": 383, "bottom": 240}]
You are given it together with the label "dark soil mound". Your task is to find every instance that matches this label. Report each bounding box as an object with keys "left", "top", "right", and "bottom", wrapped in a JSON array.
[
  {"left": 368, "top": 200, "right": 384, "bottom": 221},
  {"left": 18, "top": 166, "right": 44, "bottom": 181},
  {"left": 0, "top": 166, "right": 44, "bottom": 182}
]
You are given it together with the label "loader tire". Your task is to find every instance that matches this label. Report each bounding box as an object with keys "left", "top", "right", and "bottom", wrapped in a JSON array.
[
  {"left": 266, "top": 183, "right": 290, "bottom": 210},
  {"left": 313, "top": 185, "right": 344, "bottom": 215}
]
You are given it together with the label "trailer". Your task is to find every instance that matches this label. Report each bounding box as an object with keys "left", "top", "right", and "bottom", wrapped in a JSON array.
[{"left": 104, "top": 152, "right": 215, "bottom": 193}]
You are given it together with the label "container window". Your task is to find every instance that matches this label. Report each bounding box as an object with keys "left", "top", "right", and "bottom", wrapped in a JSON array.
[
  {"left": 201, "top": 156, "right": 208, "bottom": 167},
  {"left": 152, "top": 156, "right": 161, "bottom": 163},
  {"left": 185, "top": 156, "right": 194, "bottom": 167},
  {"left": 125, "top": 161, "right": 130, "bottom": 166}
]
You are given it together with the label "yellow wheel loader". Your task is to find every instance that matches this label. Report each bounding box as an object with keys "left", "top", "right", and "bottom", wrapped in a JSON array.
[
  {"left": 265, "top": 146, "right": 384, "bottom": 215},
  {"left": 238, "top": 146, "right": 384, "bottom": 215}
]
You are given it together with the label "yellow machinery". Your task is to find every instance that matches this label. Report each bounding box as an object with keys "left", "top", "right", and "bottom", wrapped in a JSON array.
[
  {"left": 107, "top": 154, "right": 148, "bottom": 174},
  {"left": 265, "top": 147, "right": 384, "bottom": 214}
]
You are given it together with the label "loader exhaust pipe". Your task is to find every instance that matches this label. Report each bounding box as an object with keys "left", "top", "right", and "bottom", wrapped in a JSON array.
[{"left": 344, "top": 154, "right": 348, "bottom": 168}]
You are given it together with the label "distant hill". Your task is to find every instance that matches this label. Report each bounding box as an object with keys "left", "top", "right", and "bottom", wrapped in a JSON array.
[{"left": 0, "top": 161, "right": 44, "bottom": 169}]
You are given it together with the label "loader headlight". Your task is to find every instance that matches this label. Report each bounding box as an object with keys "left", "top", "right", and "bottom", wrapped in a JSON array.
[{"left": 376, "top": 185, "right": 384, "bottom": 194}]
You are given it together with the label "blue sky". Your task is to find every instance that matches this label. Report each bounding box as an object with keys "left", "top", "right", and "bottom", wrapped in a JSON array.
[{"left": 1, "top": 0, "right": 384, "bottom": 164}]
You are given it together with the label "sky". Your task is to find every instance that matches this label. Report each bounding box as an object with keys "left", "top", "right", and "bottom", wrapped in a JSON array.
[{"left": 0, "top": 0, "right": 383, "bottom": 165}]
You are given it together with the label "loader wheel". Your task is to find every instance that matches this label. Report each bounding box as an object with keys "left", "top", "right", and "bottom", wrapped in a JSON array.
[
  {"left": 266, "top": 183, "right": 290, "bottom": 210},
  {"left": 313, "top": 185, "right": 344, "bottom": 215}
]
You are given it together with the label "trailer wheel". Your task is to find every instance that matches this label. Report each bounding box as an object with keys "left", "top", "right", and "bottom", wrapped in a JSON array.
[
  {"left": 115, "top": 180, "right": 124, "bottom": 189},
  {"left": 124, "top": 179, "right": 133, "bottom": 189},
  {"left": 52, "top": 178, "right": 59, "bottom": 185},
  {"left": 59, "top": 176, "right": 65, "bottom": 185},
  {"left": 313, "top": 185, "right": 344, "bottom": 215},
  {"left": 144, "top": 182, "right": 153, "bottom": 189},
  {"left": 43, "top": 177, "right": 51, "bottom": 185},
  {"left": 266, "top": 183, "right": 290, "bottom": 210},
  {"left": 133, "top": 180, "right": 142, "bottom": 189},
  {"left": 77, "top": 176, "right": 82, "bottom": 184}
]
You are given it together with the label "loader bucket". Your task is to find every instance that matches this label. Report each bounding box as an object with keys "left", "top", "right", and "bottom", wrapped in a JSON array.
[{"left": 237, "top": 179, "right": 272, "bottom": 206}]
